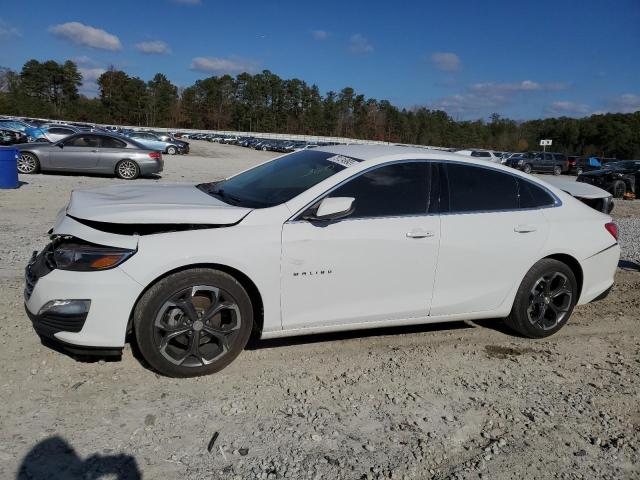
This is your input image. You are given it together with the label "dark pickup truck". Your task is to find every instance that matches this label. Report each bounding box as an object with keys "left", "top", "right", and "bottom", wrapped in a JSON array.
[{"left": 519, "top": 152, "right": 569, "bottom": 175}]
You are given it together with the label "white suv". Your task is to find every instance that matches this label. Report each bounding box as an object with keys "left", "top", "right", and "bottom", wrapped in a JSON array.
[
  {"left": 25, "top": 146, "right": 620, "bottom": 377},
  {"left": 455, "top": 149, "right": 502, "bottom": 163}
]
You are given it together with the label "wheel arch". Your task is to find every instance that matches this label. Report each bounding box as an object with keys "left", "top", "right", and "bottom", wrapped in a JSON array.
[
  {"left": 127, "top": 262, "right": 264, "bottom": 339},
  {"left": 542, "top": 253, "right": 584, "bottom": 299}
]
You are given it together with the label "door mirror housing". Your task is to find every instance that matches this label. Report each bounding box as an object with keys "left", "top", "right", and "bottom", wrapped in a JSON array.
[{"left": 305, "top": 197, "right": 355, "bottom": 222}]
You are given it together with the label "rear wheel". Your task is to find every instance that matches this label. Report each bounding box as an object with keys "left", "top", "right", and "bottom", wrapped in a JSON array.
[
  {"left": 504, "top": 259, "right": 577, "bottom": 338},
  {"left": 576, "top": 167, "right": 583, "bottom": 175},
  {"left": 134, "top": 269, "right": 254, "bottom": 377},
  {"left": 166, "top": 146, "right": 177, "bottom": 155},
  {"left": 523, "top": 163, "right": 532, "bottom": 174},
  {"left": 115, "top": 159, "right": 140, "bottom": 180},
  {"left": 612, "top": 180, "right": 626, "bottom": 199},
  {"left": 553, "top": 165, "right": 562, "bottom": 175},
  {"left": 17, "top": 152, "right": 40, "bottom": 174}
]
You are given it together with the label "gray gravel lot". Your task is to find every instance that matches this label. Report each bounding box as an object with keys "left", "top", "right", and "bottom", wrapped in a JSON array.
[{"left": 0, "top": 141, "right": 638, "bottom": 480}]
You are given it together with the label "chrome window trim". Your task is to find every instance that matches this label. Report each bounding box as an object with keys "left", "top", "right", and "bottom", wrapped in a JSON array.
[{"left": 286, "top": 159, "right": 561, "bottom": 224}]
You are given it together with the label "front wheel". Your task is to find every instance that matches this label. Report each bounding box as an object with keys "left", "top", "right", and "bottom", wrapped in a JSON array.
[
  {"left": 553, "top": 165, "right": 562, "bottom": 175},
  {"left": 523, "top": 163, "right": 532, "bottom": 174},
  {"left": 166, "top": 146, "right": 177, "bottom": 155},
  {"left": 504, "top": 259, "right": 577, "bottom": 338},
  {"left": 115, "top": 159, "right": 140, "bottom": 180},
  {"left": 17, "top": 152, "right": 40, "bottom": 174},
  {"left": 576, "top": 167, "right": 583, "bottom": 175},
  {"left": 134, "top": 269, "right": 254, "bottom": 377}
]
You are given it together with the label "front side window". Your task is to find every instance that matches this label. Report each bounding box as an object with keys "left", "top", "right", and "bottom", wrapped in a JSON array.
[
  {"left": 197, "top": 150, "right": 362, "bottom": 208},
  {"left": 65, "top": 135, "right": 101, "bottom": 147},
  {"left": 325, "top": 162, "right": 432, "bottom": 219}
]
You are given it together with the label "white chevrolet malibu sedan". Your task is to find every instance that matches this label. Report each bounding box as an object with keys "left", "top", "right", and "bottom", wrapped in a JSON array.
[{"left": 25, "top": 145, "right": 620, "bottom": 377}]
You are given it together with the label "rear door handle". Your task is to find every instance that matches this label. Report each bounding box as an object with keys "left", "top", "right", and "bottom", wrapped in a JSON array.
[
  {"left": 514, "top": 224, "right": 537, "bottom": 233},
  {"left": 406, "top": 229, "right": 436, "bottom": 239}
]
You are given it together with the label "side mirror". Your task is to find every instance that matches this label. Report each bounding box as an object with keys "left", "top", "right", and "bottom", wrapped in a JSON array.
[{"left": 305, "top": 197, "right": 355, "bottom": 222}]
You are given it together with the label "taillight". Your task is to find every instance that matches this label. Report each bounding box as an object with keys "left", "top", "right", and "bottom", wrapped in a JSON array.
[
  {"left": 149, "top": 151, "right": 161, "bottom": 159},
  {"left": 605, "top": 222, "right": 618, "bottom": 241}
]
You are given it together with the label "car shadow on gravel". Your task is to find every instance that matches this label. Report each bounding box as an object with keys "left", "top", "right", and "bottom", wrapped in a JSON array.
[
  {"left": 17, "top": 436, "right": 141, "bottom": 480},
  {"left": 247, "top": 320, "right": 481, "bottom": 350},
  {"left": 618, "top": 259, "right": 640, "bottom": 272}
]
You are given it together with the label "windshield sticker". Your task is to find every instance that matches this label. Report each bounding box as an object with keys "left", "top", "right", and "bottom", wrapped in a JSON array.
[{"left": 325, "top": 155, "right": 359, "bottom": 168}]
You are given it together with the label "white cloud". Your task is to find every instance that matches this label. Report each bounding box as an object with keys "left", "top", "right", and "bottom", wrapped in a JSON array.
[
  {"left": 608, "top": 93, "right": 640, "bottom": 114},
  {"left": 0, "top": 18, "right": 20, "bottom": 38},
  {"left": 135, "top": 40, "right": 171, "bottom": 54},
  {"left": 349, "top": 34, "right": 373, "bottom": 54},
  {"left": 190, "top": 57, "right": 257, "bottom": 74},
  {"left": 546, "top": 100, "right": 590, "bottom": 116},
  {"left": 311, "top": 30, "right": 329, "bottom": 41},
  {"left": 79, "top": 67, "right": 106, "bottom": 82},
  {"left": 431, "top": 52, "right": 460, "bottom": 72},
  {"left": 430, "top": 80, "right": 568, "bottom": 116},
  {"left": 49, "top": 22, "right": 122, "bottom": 51}
]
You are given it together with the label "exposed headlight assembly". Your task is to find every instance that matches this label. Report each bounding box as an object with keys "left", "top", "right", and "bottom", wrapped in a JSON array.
[{"left": 53, "top": 242, "right": 135, "bottom": 271}]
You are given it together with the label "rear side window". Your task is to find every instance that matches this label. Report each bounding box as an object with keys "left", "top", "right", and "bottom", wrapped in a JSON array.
[
  {"left": 518, "top": 179, "right": 556, "bottom": 208},
  {"left": 444, "top": 163, "right": 518, "bottom": 212},
  {"left": 471, "top": 151, "right": 491, "bottom": 158},
  {"left": 328, "top": 162, "right": 432, "bottom": 218},
  {"left": 101, "top": 136, "right": 126, "bottom": 148}
]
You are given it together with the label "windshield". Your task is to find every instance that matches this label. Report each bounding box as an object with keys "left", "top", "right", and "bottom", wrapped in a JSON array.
[{"left": 197, "top": 149, "right": 361, "bottom": 208}]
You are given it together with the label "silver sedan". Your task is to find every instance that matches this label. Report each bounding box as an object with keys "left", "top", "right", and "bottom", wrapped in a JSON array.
[{"left": 16, "top": 132, "right": 163, "bottom": 180}]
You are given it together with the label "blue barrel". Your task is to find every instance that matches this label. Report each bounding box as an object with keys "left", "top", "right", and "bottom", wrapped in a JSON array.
[{"left": 0, "top": 147, "right": 19, "bottom": 189}]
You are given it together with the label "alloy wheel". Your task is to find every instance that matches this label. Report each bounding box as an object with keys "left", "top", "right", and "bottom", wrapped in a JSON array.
[
  {"left": 527, "top": 272, "right": 573, "bottom": 331},
  {"left": 117, "top": 160, "right": 138, "bottom": 179},
  {"left": 153, "top": 285, "right": 242, "bottom": 367},
  {"left": 17, "top": 153, "right": 37, "bottom": 173}
]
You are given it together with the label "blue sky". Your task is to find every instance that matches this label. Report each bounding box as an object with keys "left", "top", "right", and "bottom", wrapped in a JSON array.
[{"left": 1, "top": 0, "right": 639, "bottom": 120}]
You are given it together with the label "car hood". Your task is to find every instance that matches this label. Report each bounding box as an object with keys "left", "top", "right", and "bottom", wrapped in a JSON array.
[
  {"left": 540, "top": 176, "right": 611, "bottom": 199},
  {"left": 579, "top": 168, "right": 629, "bottom": 176},
  {"left": 65, "top": 183, "right": 252, "bottom": 225}
]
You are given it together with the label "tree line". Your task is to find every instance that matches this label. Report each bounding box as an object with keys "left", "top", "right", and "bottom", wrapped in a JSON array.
[{"left": 1, "top": 59, "right": 639, "bottom": 158}]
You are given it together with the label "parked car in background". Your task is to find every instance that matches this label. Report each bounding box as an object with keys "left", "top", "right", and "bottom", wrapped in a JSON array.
[
  {"left": 577, "top": 160, "right": 640, "bottom": 198},
  {"left": 126, "top": 131, "right": 188, "bottom": 155},
  {"left": 16, "top": 132, "right": 163, "bottom": 179},
  {"left": 543, "top": 176, "right": 614, "bottom": 213},
  {"left": 27, "top": 125, "right": 81, "bottom": 143},
  {"left": 568, "top": 156, "right": 602, "bottom": 175},
  {"left": 519, "top": 152, "right": 568, "bottom": 175},
  {"left": 455, "top": 149, "right": 501, "bottom": 163},
  {"left": 24, "top": 145, "right": 619, "bottom": 377},
  {"left": 0, "top": 118, "right": 35, "bottom": 134},
  {"left": 0, "top": 128, "right": 28, "bottom": 145}
]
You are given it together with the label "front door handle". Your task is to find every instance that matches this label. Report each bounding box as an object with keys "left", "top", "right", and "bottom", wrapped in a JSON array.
[
  {"left": 406, "top": 229, "right": 435, "bottom": 239},
  {"left": 514, "top": 224, "right": 537, "bottom": 233}
]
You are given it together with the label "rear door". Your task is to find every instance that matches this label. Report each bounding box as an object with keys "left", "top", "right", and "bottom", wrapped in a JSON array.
[
  {"left": 49, "top": 134, "right": 101, "bottom": 170},
  {"left": 431, "top": 163, "right": 552, "bottom": 316}
]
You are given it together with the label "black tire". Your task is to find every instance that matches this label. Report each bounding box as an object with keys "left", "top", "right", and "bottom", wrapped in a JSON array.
[
  {"left": 553, "top": 165, "right": 562, "bottom": 176},
  {"left": 504, "top": 259, "right": 577, "bottom": 338},
  {"left": 576, "top": 167, "right": 583, "bottom": 175},
  {"left": 134, "top": 268, "right": 254, "bottom": 377},
  {"left": 166, "top": 146, "right": 177, "bottom": 155},
  {"left": 17, "top": 152, "right": 40, "bottom": 174},
  {"left": 523, "top": 163, "right": 532, "bottom": 174},
  {"left": 115, "top": 159, "right": 140, "bottom": 180},
  {"left": 612, "top": 180, "right": 626, "bottom": 199}
]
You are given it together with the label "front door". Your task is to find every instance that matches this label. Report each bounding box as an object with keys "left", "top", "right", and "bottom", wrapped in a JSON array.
[
  {"left": 281, "top": 161, "right": 441, "bottom": 330},
  {"left": 50, "top": 134, "right": 101, "bottom": 170}
]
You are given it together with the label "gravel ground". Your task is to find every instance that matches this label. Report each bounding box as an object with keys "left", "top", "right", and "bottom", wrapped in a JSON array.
[{"left": 0, "top": 141, "right": 638, "bottom": 480}]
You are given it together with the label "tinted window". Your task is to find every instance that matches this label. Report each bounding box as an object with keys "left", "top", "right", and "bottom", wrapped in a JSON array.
[
  {"left": 101, "top": 136, "right": 126, "bottom": 148},
  {"left": 471, "top": 151, "right": 491, "bottom": 158},
  {"left": 445, "top": 163, "right": 518, "bottom": 212},
  {"left": 65, "top": 135, "right": 101, "bottom": 147},
  {"left": 518, "top": 179, "right": 555, "bottom": 208},
  {"left": 553, "top": 154, "right": 566, "bottom": 161},
  {"left": 327, "top": 162, "right": 431, "bottom": 218}
]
